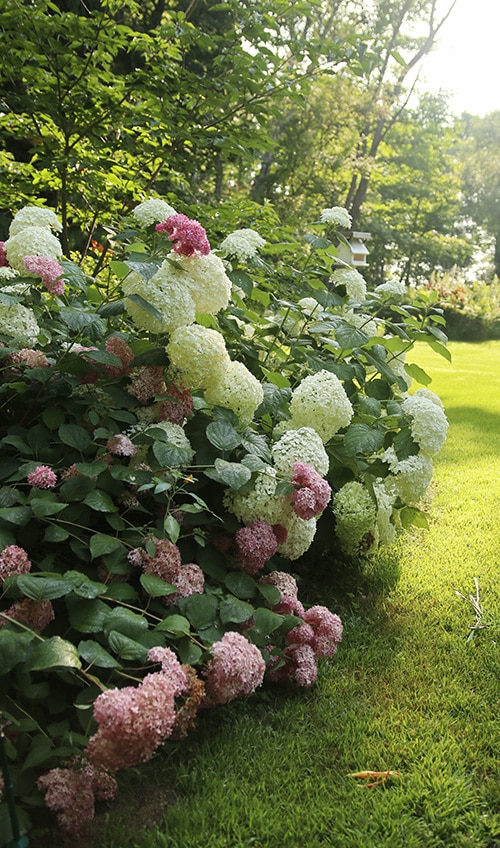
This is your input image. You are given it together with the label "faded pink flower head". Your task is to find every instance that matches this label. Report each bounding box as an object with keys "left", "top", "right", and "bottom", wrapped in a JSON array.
[
  {"left": 37, "top": 764, "right": 117, "bottom": 836},
  {"left": 106, "top": 434, "right": 137, "bottom": 457},
  {"left": 160, "top": 382, "right": 194, "bottom": 425},
  {"left": 166, "top": 562, "right": 205, "bottom": 606},
  {"left": 235, "top": 519, "right": 279, "bottom": 575},
  {"left": 204, "top": 631, "right": 265, "bottom": 705},
  {"left": 147, "top": 646, "right": 190, "bottom": 695},
  {"left": 259, "top": 570, "right": 298, "bottom": 600},
  {"left": 0, "top": 545, "right": 31, "bottom": 585},
  {"left": 27, "top": 465, "right": 57, "bottom": 489},
  {"left": 22, "top": 255, "right": 65, "bottom": 295},
  {"left": 156, "top": 213, "right": 210, "bottom": 256},
  {"left": 290, "top": 461, "right": 331, "bottom": 519},
  {"left": 10, "top": 348, "right": 50, "bottom": 368},
  {"left": 129, "top": 365, "right": 166, "bottom": 404},
  {"left": 303, "top": 605, "right": 343, "bottom": 658},
  {"left": 288, "top": 643, "right": 318, "bottom": 687},
  {"left": 272, "top": 595, "right": 305, "bottom": 618},
  {"left": 140, "top": 536, "right": 182, "bottom": 583},
  {"left": 0, "top": 241, "right": 9, "bottom": 267},
  {"left": 0, "top": 598, "right": 54, "bottom": 631},
  {"left": 104, "top": 336, "right": 134, "bottom": 378}
]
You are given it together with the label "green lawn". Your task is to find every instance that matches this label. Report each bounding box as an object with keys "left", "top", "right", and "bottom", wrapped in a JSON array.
[{"left": 82, "top": 341, "right": 500, "bottom": 848}]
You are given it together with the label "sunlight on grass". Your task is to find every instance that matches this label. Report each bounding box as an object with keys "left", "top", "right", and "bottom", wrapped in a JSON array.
[{"left": 84, "top": 341, "right": 500, "bottom": 848}]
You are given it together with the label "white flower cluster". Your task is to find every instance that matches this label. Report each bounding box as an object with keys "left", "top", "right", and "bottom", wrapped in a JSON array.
[
  {"left": 332, "top": 480, "right": 378, "bottom": 554},
  {"left": 277, "top": 508, "right": 317, "bottom": 561},
  {"left": 131, "top": 198, "right": 177, "bottom": 228},
  {"left": 123, "top": 268, "right": 196, "bottom": 334},
  {"left": 205, "top": 360, "right": 263, "bottom": 426},
  {"left": 0, "top": 267, "right": 19, "bottom": 281},
  {"left": 343, "top": 310, "right": 378, "bottom": 339},
  {"left": 174, "top": 253, "right": 232, "bottom": 315},
  {"left": 5, "top": 227, "right": 63, "bottom": 273},
  {"left": 271, "top": 427, "right": 329, "bottom": 476},
  {"left": 297, "top": 297, "right": 322, "bottom": 315},
  {"left": 402, "top": 393, "right": 449, "bottom": 456},
  {"left": 8, "top": 206, "right": 62, "bottom": 237},
  {"left": 331, "top": 267, "right": 367, "bottom": 303},
  {"left": 167, "top": 324, "right": 230, "bottom": 391},
  {"left": 289, "top": 369, "right": 353, "bottom": 443},
  {"left": 375, "top": 278, "right": 406, "bottom": 297},
  {"left": 382, "top": 447, "right": 434, "bottom": 505},
  {"left": 320, "top": 207, "right": 352, "bottom": 229},
  {"left": 218, "top": 228, "right": 266, "bottom": 261},
  {"left": 0, "top": 302, "right": 40, "bottom": 346}
]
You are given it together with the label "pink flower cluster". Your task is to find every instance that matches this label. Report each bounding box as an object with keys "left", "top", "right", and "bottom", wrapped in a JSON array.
[
  {"left": 86, "top": 650, "right": 189, "bottom": 772},
  {"left": 104, "top": 336, "right": 134, "bottom": 378},
  {"left": 0, "top": 545, "right": 31, "bottom": 585},
  {"left": 156, "top": 213, "right": 210, "bottom": 256},
  {"left": 27, "top": 464, "right": 57, "bottom": 489},
  {"left": 235, "top": 519, "right": 286, "bottom": 574},
  {"left": 267, "top": 603, "right": 343, "bottom": 688},
  {"left": 128, "top": 364, "right": 166, "bottom": 403},
  {"left": 160, "top": 382, "right": 194, "bottom": 425},
  {"left": 204, "top": 631, "right": 266, "bottom": 705},
  {"left": 130, "top": 536, "right": 204, "bottom": 604},
  {"left": 0, "top": 241, "right": 8, "bottom": 266},
  {"left": 22, "top": 255, "right": 66, "bottom": 295},
  {"left": 0, "top": 598, "right": 54, "bottom": 631},
  {"left": 38, "top": 763, "right": 117, "bottom": 836},
  {"left": 290, "top": 461, "right": 331, "bottom": 519},
  {"left": 9, "top": 348, "right": 50, "bottom": 368},
  {"left": 106, "top": 434, "right": 137, "bottom": 457}
]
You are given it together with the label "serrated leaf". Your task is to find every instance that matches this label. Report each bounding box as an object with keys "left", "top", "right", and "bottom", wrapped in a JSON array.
[
  {"left": 83, "top": 490, "right": 117, "bottom": 512},
  {"left": 66, "top": 596, "right": 110, "bottom": 633},
  {"left": 257, "top": 583, "right": 281, "bottom": 606},
  {"left": 219, "top": 597, "right": 254, "bottom": 625},
  {"left": 107, "top": 630, "right": 148, "bottom": 661},
  {"left": 343, "top": 423, "right": 385, "bottom": 455},
  {"left": 205, "top": 459, "right": 251, "bottom": 490},
  {"left": 103, "top": 607, "right": 148, "bottom": 640},
  {"left": 78, "top": 640, "right": 122, "bottom": 668},
  {"left": 180, "top": 593, "right": 219, "bottom": 628},
  {"left": 206, "top": 420, "right": 242, "bottom": 451},
  {"left": 126, "top": 292, "right": 162, "bottom": 321},
  {"left": 152, "top": 441, "right": 192, "bottom": 467},
  {"left": 27, "top": 636, "right": 82, "bottom": 671},
  {"left": 155, "top": 614, "right": 191, "bottom": 636},
  {"left": 0, "top": 506, "right": 31, "bottom": 525},
  {"left": 251, "top": 607, "right": 285, "bottom": 637},
  {"left": 140, "top": 573, "right": 177, "bottom": 597},
  {"left": 0, "top": 630, "right": 34, "bottom": 675},
  {"left": 224, "top": 571, "right": 257, "bottom": 599},
  {"left": 89, "top": 533, "right": 123, "bottom": 559},
  {"left": 14, "top": 574, "right": 75, "bottom": 600},
  {"left": 30, "top": 498, "right": 67, "bottom": 518},
  {"left": 58, "top": 423, "right": 91, "bottom": 451}
]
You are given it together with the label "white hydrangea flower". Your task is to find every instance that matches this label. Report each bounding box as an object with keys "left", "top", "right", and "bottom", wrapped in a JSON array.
[
  {"left": 320, "top": 207, "right": 352, "bottom": 228},
  {"left": 0, "top": 302, "right": 40, "bottom": 346},
  {"left": 332, "top": 480, "right": 377, "bottom": 554},
  {"left": 123, "top": 268, "right": 196, "bottom": 334},
  {"left": 375, "top": 278, "right": 406, "bottom": 297},
  {"left": 383, "top": 447, "right": 434, "bottom": 505},
  {"left": 173, "top": 252, "right": 232, "bottom": 315},
  {"left": 387, "top": 350, "right": 412, "bottom": 390},
  {"left": 0, "top": 267, "right": 19, "bottom": 281},
  {"left": 402, "top": 394, "right": 448, "bottom": 456},
  {"left": 9, "top": 206, "right": 62, "bottom": 237},
  {"left": 297, "top": 297, "right": 322, "bottom": 314},
  {"left": 271, "top": 427, "right": 329, "bottom": 476},
  {"left": 277, "top": 506, "right": 317, "bottom": 561},
  {"left": 331, "top": 267, "right": 367, "bottom": 302},
  {"left": 218, "top": 229, "right": 265, "bottom": 261},
  {"left": 224, "top": 466, "right": 287, "bottom": 526},
  {"left": 143, "top": 421, "right": 194, "bottom": 460},
  {"left": 167, "top": 324, "right": 230, "bottom": 391},
  {"left": 289, "top": 369, "right": 353, "bottom": 443},
  {"left": 205, "top": 360, "right": 264, "bottom": 426},
  {"left": 131, "top": 198, "right": 177, "bottom": 228},
  {"left": 412, "top": 387, "right": 444, "bottom": 409},
  {"left": 5, "top": 227, "right": 63, "bottom": 272},
  {"left": 372, "top": 480, "right": 398, "bottom": 548},
  {"left": 344, "top": 310, "right": 378, "bottom": 339}
]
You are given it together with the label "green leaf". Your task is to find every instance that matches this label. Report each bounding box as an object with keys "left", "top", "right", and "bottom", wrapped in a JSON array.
[
  {"left": 206, "top": 420, "right": 242, "bottom": 451},
  {"left": 66, "top": 596, "right": 111, "bottom": 633},
  {"left": 343, "top": 423, "right": 385, "bottom": 455},
  {"left": 400, "top": 506, "right": 429, "bottom": 530},
  {"left": 335, "top": 322, "right": 369, "bottom": 349},
  {"left": 205, "top": 459, "right": 251, "bottom": 490},
  {"left": 152, "top": 441, "right": 192, "bottom": 467},
  {"left": 224, "top": 571, "right": 257, "bottom": 599},
  {"left": 65, "top": 571, "right": 107, "bottom": 599},
  {"left": 43, "top": 524, "right": 70, "bottom": 542},
  {"left": 89, "top": 533, "right": 123, "bottom": 559},
  {"left": 58, "top": 423, "right": 91, "bottom": 451},
  {"left": 155, "top": 615, "right": 191, "bottom": 636},
  {"left": 78, "top": 640, "right": 122, "bottom": 668},
  {"left": 219, "top": 597, "right": 254, "bottom": 625},
  {"left": 103, "top": 607, "right": 148, "bottom": 640},
  {"left": 27, "top": 636, "right": 82, "bottom": 671},
  {"left": 180, "top": 593, "right": 219, "bottom": 629},
  {"left": 140, "top": 573, "right": 177, "bottom": 597},
  {"left": 405, "top": 362, "right": 432, "bottom": 386},
  {"left": 124, "top": 259, "right": 162, "bottom": 281},
  {"left": 60, "top": 476, "right": 96, "bottom": 501},
  {"left": 13, "top": 574, "right": 75, "bottom": 600},
  {"left": 257, "top": 583, "right": 281, "bottom": 606},
  {"left": 126, "top": 292, "right": 162, "bottom": 321},
  {"left": 228, "top": 269, "right": 254, "bottom": 295},
  {"left": 251, "top": 607, "right": 285, "bottom": 638},
  {"left": 0, "top": 630, "right": 34, "bottom": 675},
  {"left": 0, "top": 506, "right": 31, "bottom": 526},
  {"left": 393, "top": 428, "right": 418, "bottom": 461},
  {"left": 107, "top": 630, "right": 148, "bottom": 661},
  {"left": 30, "top": 498, "right": 67, "bottom": 518},
  {"left": 83, "top": 490, "right": 117, "bottom": 512},
  {"left": 163, "top": 513, "right": 180, "bottom": 543}
]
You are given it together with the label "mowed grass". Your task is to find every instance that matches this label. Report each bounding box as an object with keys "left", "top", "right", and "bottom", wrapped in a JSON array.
[{"left": 83, "top": 342, "right": 500, "bottom": 848}]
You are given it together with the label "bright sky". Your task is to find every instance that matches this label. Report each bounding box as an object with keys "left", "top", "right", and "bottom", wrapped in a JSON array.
[{"left": 418, "top": 0, "right": 500, "bottom": 116}]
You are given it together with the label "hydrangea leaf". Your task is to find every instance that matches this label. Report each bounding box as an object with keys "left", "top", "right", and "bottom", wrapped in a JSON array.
[
  {"left": 27, "top": 636, "right": 82, "bottom": 671},
  {"left": 206, "top": 420, "right": 242, "bottom": 451}
]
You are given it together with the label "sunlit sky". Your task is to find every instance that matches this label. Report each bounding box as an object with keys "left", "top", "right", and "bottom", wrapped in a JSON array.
[{"left": 417, "top": 0, "right": 500, "bottom": 116}]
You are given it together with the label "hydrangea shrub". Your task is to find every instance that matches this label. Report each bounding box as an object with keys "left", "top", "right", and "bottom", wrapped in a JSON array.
[{"left": 0, "top": 199, "right": 448, "bottom": 840}]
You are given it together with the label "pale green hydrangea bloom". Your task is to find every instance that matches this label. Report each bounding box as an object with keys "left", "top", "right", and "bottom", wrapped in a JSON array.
[
  {"left": 332, "top": 480, "right": 377, "bottom": 554},
  {"left": 5, "top": 227, "right": 63, "bottom": 272},
  {"left": 277, "top": 506, "right": 317, "bottom": 561},
  {"left": 131, "top": 198, "right": 176, "bottom": 228},
  {"left": 218, "top": 228, "right": 265, "bottom": 261},
  {"left": 9, "top": 206, "right": 62, "bottom": 237},
  {"left": 224, "top": 466, "right": 287, "bottom": 526},
  {"left": 271, "top": 427, "right": 329, "bottom": 476},
  {"left": 383, "top": 447, "right": 433, "bottom": 505},
  {"left": 297, "top": 297, "right": 322, "bottom": 314},
  {"left": 0, "top": 302, "right": 40, "bottom": 346},
  {"left": 123, "top": 267, "right": 196, "bottom": 333},
  {"left": 330, "top": 267, "right": 367, "bottom": 302},
  {"left": 372, "top": 481, "right": 397, "bottom": 549},
  {"left": 0, "top": 267, "right": 20, "bottom": 281},
  {"left": 343, "top": 310, "right": 378, "bottom": 339},
  {"left": 143, "top": 421, "right": 194, "bottom": 460},
  {"left": 402, "top": 394, "right": 448, "bottom": 456},
  {"left": 205, "top": 360, "right": 264, "bottom": 426},
  {"left": 173, "top": 252, "right": 232, "bottom": 315},
  {"left": 412, "top": 387, "right": 444, "bottom": 409},
  {"left": 375, "top": 278, "right": 406, "bottom": 297},
  {"left": 167, "top": 324, "right": 230, "bottom": 391},
  {"left": 387, "top": 350, "right": 412, "bottom": 390},
  {"left": 320, "top": 207, "right": 352, "bottom": 228},
  {"left": 289, "top": 369, "right": 353, "bottom": 443}
]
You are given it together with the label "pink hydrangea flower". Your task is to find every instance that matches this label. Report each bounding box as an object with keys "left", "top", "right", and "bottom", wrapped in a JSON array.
[
  {"left": 0, "top": 598, "right": 54, "bottom": 631},
  {"left": 303, "top": 605, "right": 343, "bottom": 658},
  {"left": 0, "top": 545, "right": 31, "bottom": 585},
  {"left": 156, "top": 213, "right": 210, "bottom": 256},
  {"left": 0, "top": 241, "right": 8, "bottom": 266},
  {"left": 147, "top": 646, "right": 189, "bottom": 695},
  {"left": 166, "top": 563, "right": 205, "bottom": 606},
  {"left": 27, "top": 465, "right": 57, "bottom": 489},
  {"left": 129, "top": 365, "right": 166, "bottom": 403},
  {"left": 286, "top": 621, "right": 315, "bottom": 647},
  {"left": 106, "top": 434, "right": 137, "bottom": 457},
  {"left": 37, "top": 764, "right": 116, "bottom": 836},
  {"left": 259, "top": 570, "right": 298, "bottom": 600},
  {"left": 22, "top": 255, "right": 66, "bottom": 295},
  {"left": 288, "top": 643, "right": 318, "bottom": 687},
  {"left": 104, "top": 336, "right": 134, "bottom": 377},
  {"left": 140, "top": 536, "right": 182, "bottom": 583},
  {"left": 204, "top": 631, "right": 266, "bottom": 705},
  {"left": 272, "top": 595, "right": 305, "bottom": 618},
  {"left": 9, "top": 348, "right": 49, "bottom": 367},
  {"left": 290, "top": 461, "right": 331, "bottom": 519},
  {"left": 159, "top": 382, "right": 194, "bottom": 425},
  {"left": 235, "top": 519, "right": 279, "bottom": 575}
]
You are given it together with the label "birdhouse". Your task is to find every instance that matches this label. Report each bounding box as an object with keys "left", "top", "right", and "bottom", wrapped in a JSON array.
[{"left": 337, "top": 231, "right": 371, "bottom": 267}]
